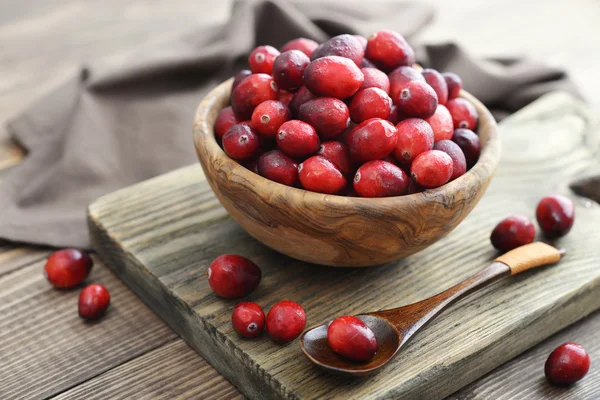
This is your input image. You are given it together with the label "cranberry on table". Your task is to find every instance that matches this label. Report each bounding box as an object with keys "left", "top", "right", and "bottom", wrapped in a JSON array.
[
  {"left": 536, "top": 195, "right": 575, "bottom": 238},
  {"left": 349, "top": 87, "right": 392, "bottom": 123},
  {"left": 303, "top": 56, "right": 364, "bottom": 99},
  {"left": 207, "top": 255, "right": 261, "bottom": 298},
  {"left": 298, "top": 97, "right": 350, "bottom": 139},
  {"left": 251, "top": 100, "right": 291, "bottom": 139},
  {"left": 447, "top": 98, "right": 479, "bottom": 130},
  {"left": 365, "top": 30, "right": 415, "bottom": 71},
  {"left": 452, "top": 128, "right": 481, "bottom": 168},
  {"left": 231, "top": 73, "right": 278, "bottom": 120},
  {"left": 422, "top": 69, "right": 448, "bottom": 105},
  {"left": 346, "top": 118, "right": 398, "bottom": 163},
  {"left": 266, "top": 300, "right": 306, "bottom": 343},
  {"left": 272, "top": 50, "right": 310, "bottom": 91},
  {"left": 277, "top": 90, "right": 293, "bottom": 107},
  {"left": 393, "top": 118, "right": 434, "bottom": 165},
  {"left": 490, "top": 215, "right": 536, "bottom": 252},
  {"left": 232, "top": 302, "right": 265, "bottom": 338},
  {"left": 288, "top": 86, "right": 317, "bottom": 117},
  {"left": 317, "top": 141, "right": 353, "bottom": 176},
  {"left": 354, "top": 160, "right": 409, "bottom": 198},
  {"left": 258, "top": 150, "right": 299, "bottom": 186},
  {"left": 426, "top": 104, "right": 454, "bottom": 142},
  {"left": 327, "top": 315, "right": 378, "bottom": 362},
  {"left": 248, "top": 45, "right": 280, "bottom": 75},
  {"left": 545, "top": 342, "right": 590, "bottom": 386},
  {"left": 215, "top": 106, "right": 241, "bottom": 140},
  {"left": 298, "top": 156, "right": 347, "bottom": 194},
  {"left": 410, "top": 150, "right": 454, "bottom": 188},
  {"left": 276, "top": 120, "right": 320, "bottom": 158},
  {"left": 280, "top": 37, "right": 319, "bottom": 57},
  {"left": 389, "top": 66, "right": 425, "bottom": 105},
  {"left": 44, "top": 248, "right": 93, "bottom": 289},
  {"left": 396, "top": 80, "right": 438, "bottom": 119},
  {"left": 310, "top": 34, "right": 364, "bottom": 67},
  {"left": 442, "top": 72, "right": 463, "bottom": 99},
  {"left": 78, "top": 284, "right": 110, "bottom": 320},
  {"left": 222, "top": 124, "right": 261, "bottom": 161},
  {"left": 359, "top": 67, "right": 390, "bottom": 93},
  {"left": 433, "top": 140, "right": 467, "bottom": 181},
  {"left": 231, "top": 69, "right": 251, "bottom": 93}
]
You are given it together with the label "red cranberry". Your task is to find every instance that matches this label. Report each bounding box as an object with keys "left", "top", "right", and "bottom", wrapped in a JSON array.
[
  {"left": 347, "top": 118, "right": 398, "bottom": 163},
  {"left": 258, "top": 150, "right": 298, "bottom": 186},
  {"left": 207, "top": 255, "right": 261, "bottom": 298},
  {"left": 222, "top": 124, "right": 261, "bottom": 161},
  {"left": 360, "top": 57, "right": 377, "bottom": 68},
  {"left": 365, "top": 30, "right": 415, "bottom": 71},
  {"left": 442, "top": 72, "right": 463, "bottom": 99},
  {"left": 426, "top": 104, "right": 454, "bottom": 142},
  {"left": 280, "top": 38, "right": 319, "bottom": 57},
  {"left": 298, "top": 97, "right": 350, "bottom": 139},
  {"left": 349, "top": 88, "right": 392, "bottom": 123},
  {"left": 215, "top": 106, "right": 241, "bottom": 140},
  {"left": 354, "top": 160, "right": 409, "bottom": 197},
  {"left": 44, "top": 249, "right": 93, "bottom": 289},
  {"left": 242, "top": 157, "right": 260, "bottom": 174},
  {"left": 359, "top": 68, "right": 390, "bottom": 94},
  {"left": 303, "top": 56, "right": 364, "bottom": 99},
  {"left": 310, "top": 34, "right": 364, "bottom": 66},
  {"left": 422, "top": 69, "right": 448, "bottom": 105},
  {"left": 410, "top": 150, "right": 453, "bottom": 188},
  {"left": 248, "top": 45, "right": 280, "bottom": 75},
  {"left": 327, "top": 316, "right": 378, "bottom": 362},
  {"left": 536, "top": 195, "right": 575, "bottom": 238},
  {"left": 276, "top": 120, "right": 320, "bottom": 158},
  {"left": 389, "top": 66, "right": 425, "bottom": 106},
  {"left": 387, "top": 105, "right": 400, "bottom": 125},
  {"left": 490, "top": 215, "right": 536, "bottom": 252},
  {"left": 266, "top": 300, "right": 306, "bottom": 343},
  {"left": 447, "top": 98, "right": 478, "bottom": 130},
  {"left": 396, "top": 80, "right": 438, "bottom": 119},
  {"left": 231, "top": 73, "right": 278, "bottom": 119},
  {"left": 231, "top": 69, "right": 252, "bottom": 93},
  {"left": 232, "top": 302, "right": 265, "bottom": 338},
  {"left": 277, "top": 90, "right": 293, "bottom": 106},
  {"left": 251, "top": 100, "right": 291, "bottom": 139},
  {"left": 452, "top": 128, "right": 481, "bottom": 168},
  {"left": 545, "top": 342, "right": 590, "bottom": 386},
  {"left": 78, "top": 284, "right": 110, "bottom": 320},
  {"left": 317, "top": 141, "right": 353, "bottom": 176},
  {"left": 433, "top": 140, "right": 467, "bottom": 181},
  {"left": 288, "top": 86, "right": 317, "bottom": 117},
  {"left": 299, "top": 156, "right": 347, "bottom": 194},
  {"left": 272, "top": 50, "right": 310, "bottom": 91},
  {"left": 393, "top": 118, "right": 434, "bottom": 165}
]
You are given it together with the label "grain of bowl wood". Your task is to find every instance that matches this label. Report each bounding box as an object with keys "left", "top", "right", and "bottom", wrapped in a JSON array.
[{"left": 193, "top": 79, "right": 500, "bottom": 267}]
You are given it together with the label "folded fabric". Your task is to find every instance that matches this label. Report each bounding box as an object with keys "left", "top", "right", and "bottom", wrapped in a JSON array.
[{"left": 0, "top": 0, "right": 580, "bottom": 248}]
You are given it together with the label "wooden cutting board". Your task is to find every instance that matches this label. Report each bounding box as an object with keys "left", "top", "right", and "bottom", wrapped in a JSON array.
[{"left": 89, "top": 92, "right": 600, "bottom": 400}]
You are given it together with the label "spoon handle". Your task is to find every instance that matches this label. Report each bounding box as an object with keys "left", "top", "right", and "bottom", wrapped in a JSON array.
[{"left": 494, "top": 242, "right": 563, "bottom": 275}]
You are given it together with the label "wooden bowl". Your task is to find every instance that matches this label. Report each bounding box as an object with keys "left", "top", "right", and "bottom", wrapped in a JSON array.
[{"left": 193, "top": 79, "right": 500, "bottom": 267}]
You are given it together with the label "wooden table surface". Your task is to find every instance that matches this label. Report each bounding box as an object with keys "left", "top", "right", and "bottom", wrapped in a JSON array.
[{"left": 1, "top": 1, "right": 599, "bottom": 399}]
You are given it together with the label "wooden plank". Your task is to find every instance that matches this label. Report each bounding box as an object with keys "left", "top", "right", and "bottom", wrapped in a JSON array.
[{"left": 88, "top": 92, "right": 600, "bottom": 400}]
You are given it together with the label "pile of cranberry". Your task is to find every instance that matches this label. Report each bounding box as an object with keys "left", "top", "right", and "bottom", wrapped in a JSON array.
[{"left": 215, "top": 31, "right": 481, "bottom": 197}]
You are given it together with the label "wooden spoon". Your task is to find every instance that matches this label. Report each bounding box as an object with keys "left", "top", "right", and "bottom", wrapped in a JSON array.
[{"left": 300, "top": 242, "right": 565, "bottom": 376}]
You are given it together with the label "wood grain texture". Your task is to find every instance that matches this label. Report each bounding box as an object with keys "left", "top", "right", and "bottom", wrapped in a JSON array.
[
  {"left": 89, "top": 91, "right": 600, "bottom": 400},
  {"left": 193, "top": 80, "right": 500, "bottom": 267}
]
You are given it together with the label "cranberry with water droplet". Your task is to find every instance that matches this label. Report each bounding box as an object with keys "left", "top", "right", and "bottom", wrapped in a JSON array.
[{"left": 232, "top": 302, "right": 265, "bottom": 338}]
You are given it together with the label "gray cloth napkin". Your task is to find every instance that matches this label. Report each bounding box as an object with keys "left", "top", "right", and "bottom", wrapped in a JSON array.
[{"left": 0, "top": 0, "right": 580, "bottom": 249}]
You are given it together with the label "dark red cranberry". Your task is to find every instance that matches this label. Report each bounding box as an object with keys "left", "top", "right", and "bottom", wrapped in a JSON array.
[
  {"left": 396, "top": 80, "right": 438, "bottom": 119},
  {"left": 393, "top": 118, "right": 434, "bottom": 165},
  {"left": 277, "top": 90, "right": 293, "bottom": 106},
  {"left": 490, "top": 215, "right": 536, "bottom": 252},
  {"left": 327, "top": 315, "right": 378, "bottom": 362},
  {"left": 536, "top": 195, "right": 575, "bottom": 238},
  {"left": 298, "top": 97, "right": 350, "bottom": 139},
  {"left": 272, "top": 50, "right": 311, "bottom": 91},
  {"left": 266, "top": 300, "right": 306, "bottom": 343},
  {"left": 387, "top": 105, "right": 400, "bottom": 125},
  {"left": 360, "top": 57, "right": 377, "bottom": 68},
  {"left": 258, "top": 150, "right": 298, "bottom": 186},
  {"left": 231, "top": 73, "right": 278, "bottom": 120},
  {"left": 44, "top": 249, "right": 93, "bottom": 289},
  {"left": 426, "top": 104, "right": 454, "bottom": 142},
  {"left": 288, "top": 86, "right": 317, "bottom": 117},
  {"left": 347, "top": 118, "right": 398, "bottom": 163},
  {"left": 231, "top": 69, "right": 252, "bottom": 93},
  {"left": 299, "top": 156, "right": 347, "bottom": 194},
  {"left": 447, "top": 98, "right": 478, "bottom": 130},
  {"left": 389, "top": 66, "right": 425, "bottom": 105},
  {"left": 317, "top": 141, "right": 353, "bottom": 176},
  {"left": 545, "top": 342, "right": 590, "bottom": 386},
  {"left": 410, "top": 150, "right": 453, "bottom": 188},
  {"left": 248, "top": 45, "right": 280, "bottom": 75},
  {"left": 303, "top": 56, "right": 364, "bottom": 99},
  {"left": 276, "top": 120, "right": 320, "bottom": 158},
  {"left": 442, "top": 72, "right": 463, "bottom": 99},
  {"left": 242, "top": 157, "right": 260, "bottom": 174},
  {"left": 452, "top": 128, "right": 481, "bottom": 168},
  {"left": 365, "top": 30, "right": 415, "bottom": 71},
  {"left": 353, "top": 35, "right": 368, "bottom": 49},
  {"left": 407, "top": 179, "right": 425, "bottom": 194},
  {"left": 222, "top": 124, "right": 261, "bottom": 161},
  {"left": 215, "top": 106, "right": 241, "bottom": 140},
  {"left": 232, "top": 302, "right": 265, "bottom": 338},
  {"left": 310, "top": 34, "right": 364, "bottom": 66},
  {"left": 251, "top": 100, "right": 291, "bottom": 139},
  {"left": 354, "top": 160, "right": 408, "bottom": 197},
  {"left": 349, "top": 88, "right": 392, "bottom": 123},
  {"left": 433, "top": 140, "right": 467, "bottom": 181},
  {"left": 280, "top": 38, "right": 319, "bottom": 57},
  {"left": 359, "top": 67, "right": 390, "bottom": 94},
  {"left": 422, "top": 69, "right": 448, "bottom": 105},
  {"left": 207, "top": 255, "right": 261, "bottom": 298},
  {"left": 78, "top": 284, "right": 110, "bottom": 320}
]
